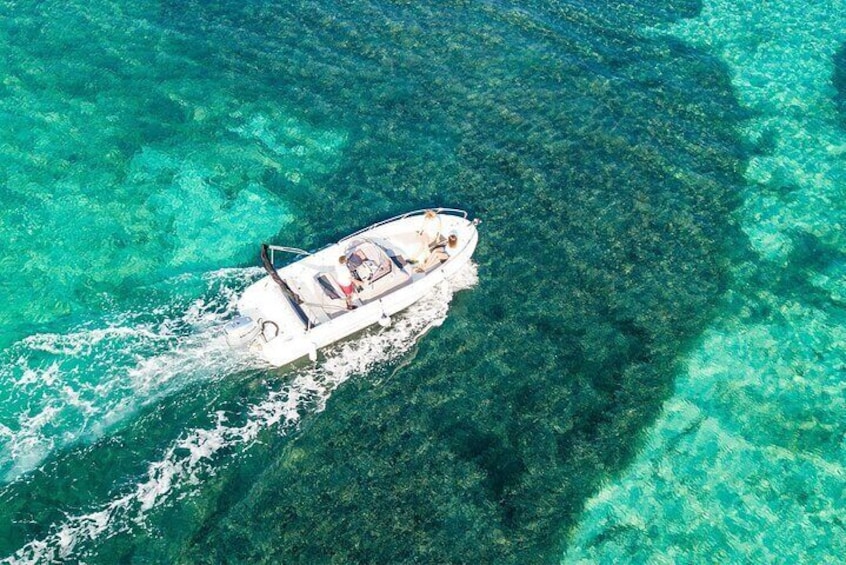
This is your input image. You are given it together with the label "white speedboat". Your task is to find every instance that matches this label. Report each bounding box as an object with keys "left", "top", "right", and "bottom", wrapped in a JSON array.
[{"left": 224, "top": 208, "right": 480, "bottom": 367}]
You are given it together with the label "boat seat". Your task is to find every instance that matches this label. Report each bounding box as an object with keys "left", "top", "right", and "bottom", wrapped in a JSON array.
[
  {"left": 346, "top": 243, "right": 392, "bottom": 283},
  {"left": 389, "top": 254, "right": 407, "bottom": 269},
  {"left": 316, "top": 273, "right": 342, "bottom": 301}
]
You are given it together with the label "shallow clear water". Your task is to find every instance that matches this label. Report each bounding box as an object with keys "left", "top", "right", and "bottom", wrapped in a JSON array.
[
  {"left": 564, "top": 0, "right": 846, "bottom": 562},
  {"left": 0, "top": 0, "right": 841, "bottom": 563}
]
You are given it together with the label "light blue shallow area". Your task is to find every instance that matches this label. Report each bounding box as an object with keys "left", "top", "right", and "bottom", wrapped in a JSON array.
[
  {"left": 0, "top": 0, "right": 346, "bottom": 345},
  {"left": 564, "top": 0, "right": 846, "bottom": 561}
]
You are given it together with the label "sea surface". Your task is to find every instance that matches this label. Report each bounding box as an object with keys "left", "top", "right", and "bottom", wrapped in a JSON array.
[{"left": 0, "top": 0, "right": 843, "bottom": 563}]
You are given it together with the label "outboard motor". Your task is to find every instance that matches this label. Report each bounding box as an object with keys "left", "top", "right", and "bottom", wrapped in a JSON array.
[{"left": 224, "top": 316, "right": 261, "bottom": 348}]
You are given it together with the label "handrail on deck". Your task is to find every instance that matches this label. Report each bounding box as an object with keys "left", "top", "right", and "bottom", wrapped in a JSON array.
[
  {"left": 264, "top": 208, "right": 470, "bottom": 263},
  {"left": 340, "top": 208, "right": 469, "bottom": 243},
  {"left": 266, "top": 245, "right": 311, "bottom": 266}
]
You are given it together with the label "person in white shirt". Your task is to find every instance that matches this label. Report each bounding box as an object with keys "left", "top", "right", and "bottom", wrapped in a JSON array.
[
  {"left": 420, "top": 209, "right": 443, "bottom": 247},
  {"left": 409, "top": 209, "right": 443, "bottom": 270},
  {"left": 334, "top": 255, "right": 360, "bottom": 309}
]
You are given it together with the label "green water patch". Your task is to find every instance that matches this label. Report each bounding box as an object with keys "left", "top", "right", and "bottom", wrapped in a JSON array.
[
  {"left": 564, "top": 0, "right": 846, "bottom": 562},
  {"left": 0, "top": 0, "right": 348, "bottom": 348},
  {"left": 57, "top": 1, "right": 753, "bottom": 563}
]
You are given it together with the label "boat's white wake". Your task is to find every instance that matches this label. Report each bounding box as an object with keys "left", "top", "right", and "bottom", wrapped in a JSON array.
[
  {"left": 4, "top": 263, "right": 478, "bottom": 565},
  {"left": 0, "top": 268, "right": 263, "bottom": 483}
]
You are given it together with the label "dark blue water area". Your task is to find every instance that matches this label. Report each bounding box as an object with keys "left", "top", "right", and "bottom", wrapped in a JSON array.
[
  {"left": 833, "top": 41, "right": 846, "bottom": 126},
  {"left": 0, "top": 0, "right": 755, "bottom": 562}
]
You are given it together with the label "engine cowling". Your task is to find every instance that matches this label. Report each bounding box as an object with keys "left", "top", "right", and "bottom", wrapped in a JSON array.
[{"left": 224, "top": 316, "right": 261, "bottom": 348}]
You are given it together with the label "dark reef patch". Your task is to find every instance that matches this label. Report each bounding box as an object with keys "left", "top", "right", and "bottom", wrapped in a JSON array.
[{"left": 833, "top": 41, "right": 846, "bottom": 125}]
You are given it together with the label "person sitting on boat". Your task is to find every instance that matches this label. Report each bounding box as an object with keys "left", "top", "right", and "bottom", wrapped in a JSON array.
[
  {"left": 407, "top": 209, "right": 442, "bottom": 269},
  {"left": 419, "top": 209, "right": 444, "bottom": 248},
  {"left": 334, "top": 255, "right": 360, "bottom": 309},
  {"left": 437, "top": 233, "right": 459, "bottom": 261},
  {"left": 417, "top": 234, "right": 458, "bottom": 272}
]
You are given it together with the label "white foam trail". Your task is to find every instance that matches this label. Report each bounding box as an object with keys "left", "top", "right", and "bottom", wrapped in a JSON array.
[
  {"left": 5, "top": 263, "right": 478, "bottom": 565},
  {"left": 0, "top": 268, "right": 263, "bottom": 482}
]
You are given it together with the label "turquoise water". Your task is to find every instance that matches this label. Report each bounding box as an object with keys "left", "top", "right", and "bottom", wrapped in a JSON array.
[
  {"left": 0, "top": 0, "right": 841, "bottom": 563},
  {"left": 565, "top": 0, "right": 846, "bottom": 562}
]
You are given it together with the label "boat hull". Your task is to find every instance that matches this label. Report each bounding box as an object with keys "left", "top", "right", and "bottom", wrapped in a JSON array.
[{"left": 233, "top": 210, "right": 478, "bottom": 367}]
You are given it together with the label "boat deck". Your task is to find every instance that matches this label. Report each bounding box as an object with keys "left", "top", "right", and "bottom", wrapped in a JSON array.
[{"left": 283, "top": 241, "right": 421, "bottom": 327}]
